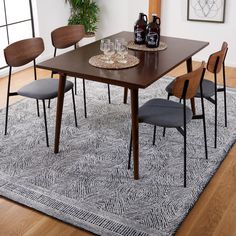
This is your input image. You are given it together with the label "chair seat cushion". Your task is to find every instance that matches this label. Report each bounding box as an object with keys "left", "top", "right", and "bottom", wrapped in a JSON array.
[
  {"left": 165, "top": 79, "right": 175, "bottom": 95},
  {"left": 165, "top": 78, "right": 215, "bottom": 98},
  {"left": 138, "top": 98, "right": 193, "bottom": 127},
  {"left": 195, "top": 79, "right": 215, "bottom": 98},
  {"left": 17, "top": 78, "right": 73, "bottom": 100}
]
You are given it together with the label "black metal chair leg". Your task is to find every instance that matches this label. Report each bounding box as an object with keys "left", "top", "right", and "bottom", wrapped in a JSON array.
[
  {"left": 74, "top": 77, "right": 77, "bottom": 95},
  {"left": 153, "top": 125, "right": 156, "bottom": 145},
  {"left": 48, "top": 99, "right": 51, "bottom": 108},
  {"left": 82, "top": 79, "right": 87, "bottom": 118},
  {"left": 163, "top": 93, "right": 171, "bottom": 137},
  {"left": 201, "top": 96, "right": 208, "bottom": 160},
  {"left": 5, "top": 68, "right": 12, "bottom": 135},
  {"left": 183, "top": 98, "right": 187, "bottom": 188},
  {"left": 71, "top": 88, "right": 78, "bottom": 127},
  {"left": 107, "top": 84, "right": 111, "bottom": 104},
  {"left": 36, "top": 99, "right": 40, "bottom": 117},
  {"left": 223, "top": 63, "right": 227, "bottom": 127},
  {"left": 4, "top": 95, "right": 10, "bottom": 135},
  {"left": 223, "top": 87, "right": 227, "bottom": 128},
  {"left": 184, "top": 124, "right": 187, "bottom": 188},
  {"left": 214, "top": 78, "right": 218, "bottom": 148},
  {"left": 42, "top": 100, "right": 49, "bottom": 147},
  {"left": 128, "top": 129, "right": 132, "bottom": 170}
]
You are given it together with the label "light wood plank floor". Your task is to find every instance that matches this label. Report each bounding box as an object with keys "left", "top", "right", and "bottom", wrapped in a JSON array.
[{"left": 0, "top": 62, "right": 236, "bottom": 236}]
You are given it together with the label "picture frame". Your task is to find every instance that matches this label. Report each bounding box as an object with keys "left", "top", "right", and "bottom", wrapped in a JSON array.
[{"left": 187, "top": 0, "right": 226, "bottom": 23}]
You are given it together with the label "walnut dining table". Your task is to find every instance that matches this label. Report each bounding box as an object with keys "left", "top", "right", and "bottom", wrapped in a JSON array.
[{"left": 37, "top": 31, "right": 209, "bottom": 180}]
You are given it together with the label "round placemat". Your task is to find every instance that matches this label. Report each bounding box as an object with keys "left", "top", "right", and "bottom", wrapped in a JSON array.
[
  {"left": 89, "top": 54, "right": 140, "bottom": 69},
  {"left": 127, "top": 41, "right": 167, "bottom": 52}
]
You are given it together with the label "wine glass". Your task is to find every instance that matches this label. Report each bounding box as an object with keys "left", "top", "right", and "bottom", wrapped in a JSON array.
[
  {"left": 104, "top": 42, "right": 115, "bottom": 64},
  {"left": 117, "top": 41, "right": 128, "bottom": 64},
  {"left": 115, "top": 38, "right": 125, "bottom": 51},
  {"left": 100, "top": 39, "right": 110, "bottom": 60}
]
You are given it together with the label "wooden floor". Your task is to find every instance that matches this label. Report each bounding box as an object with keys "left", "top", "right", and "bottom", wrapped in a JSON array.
[{"left": 0, "top": 62, "right": 236, "bottom": 236}]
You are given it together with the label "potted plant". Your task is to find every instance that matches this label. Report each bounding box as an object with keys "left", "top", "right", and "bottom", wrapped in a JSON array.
[{"left": 65, "top": 0, "right": 99, "bottom": 45}]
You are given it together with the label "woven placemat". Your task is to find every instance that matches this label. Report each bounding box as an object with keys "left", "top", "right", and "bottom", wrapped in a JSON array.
[
  {"left": 89, "top": 54, "right": 140, "bottom": 69},
  {"left": 127, "top": 41, "right": 167, "bottom": 51}
]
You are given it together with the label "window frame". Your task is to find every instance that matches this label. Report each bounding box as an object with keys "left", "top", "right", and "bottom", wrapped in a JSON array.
[{"left": 0, "top": 0, "right": 35, "bottom": 70}]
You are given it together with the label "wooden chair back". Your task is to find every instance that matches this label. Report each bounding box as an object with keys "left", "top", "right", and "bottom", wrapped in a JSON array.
[
  {"left": 172, "top": 62, "right": 205, "bottom": 99},
  {"left": 207, "top": 42, "right": 228, "bottom": 73},
  {"left": 4, "top": 38, "right": 44, "bottom": 67},
  {"left": 51, "top": 25, "right": 85, "bottom": 49}
]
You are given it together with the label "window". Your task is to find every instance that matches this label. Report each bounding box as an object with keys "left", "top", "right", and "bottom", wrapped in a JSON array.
[{"left": 0, "top": 0, "right": 35, "bottom": 69}]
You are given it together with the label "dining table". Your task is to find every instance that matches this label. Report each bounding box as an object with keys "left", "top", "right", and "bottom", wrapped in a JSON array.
[{"left": 37, "top": 31, "right": 209, "bottom": 180}]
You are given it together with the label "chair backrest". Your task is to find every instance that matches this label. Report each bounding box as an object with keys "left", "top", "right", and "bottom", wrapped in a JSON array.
[
  {"left": 4, "top": 37, "right": 44, "bottom": 67},
  {"left": 172, "top": 62, "right": 205, "bottom": 99},
  {"left": 51, "top": 25, "right": 85, "bottom": 49},
  {"left": 207, "top": 41, "right": 228, "bottom": 74}
]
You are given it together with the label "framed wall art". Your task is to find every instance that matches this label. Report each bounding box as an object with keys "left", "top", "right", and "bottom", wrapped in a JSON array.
[{"left": 187, "top": 0, "right": 226, "bottom": 23}]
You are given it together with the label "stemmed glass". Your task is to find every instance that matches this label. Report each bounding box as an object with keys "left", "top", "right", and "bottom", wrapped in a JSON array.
[
  {"left": 104, "top": 42, "right": 115, "bottom": 64},
  {"left": 117, "top": 41, "right": 128, "bottom": 64},
  {"left": 115, "top": 38, "right": 125, "bottom": 51},
  {"left": 100, "top": 39, "right": 110, "bottom": 60}
]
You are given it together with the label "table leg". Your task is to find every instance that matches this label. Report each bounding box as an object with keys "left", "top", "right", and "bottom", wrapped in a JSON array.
[
  {"left": 54, "top": 74, "right": 66, "bottom": 153},
  {"left": 186, "top": 57, "right": 196, "bottom": 115},
  {"left": 123, "top": 88, "right": 128, "bottom": 104},
  {"left": 131, "top": 89, "right": 139, "bottom": 180}
]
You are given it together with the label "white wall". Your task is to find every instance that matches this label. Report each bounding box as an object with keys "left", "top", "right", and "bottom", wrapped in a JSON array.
[
  {"left": 161, "top": 0, "right": 236, "bottom": 66},
  {"left": 127, "top": 0, "right": 149, "bottom": 32},
  {"left": 96, "top": 0, "right": 128, "bottom": 39},
  {"left": 35, "top": 0, "right": 70, "bottom": 60},
  {"left": 96, "top": 0, "right": 148, "bottom": 39}
]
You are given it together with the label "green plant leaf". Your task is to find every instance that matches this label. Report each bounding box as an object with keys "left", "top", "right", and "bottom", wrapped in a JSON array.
[{"left": 65, "top": 0, "right": 99, "bottom": 33}]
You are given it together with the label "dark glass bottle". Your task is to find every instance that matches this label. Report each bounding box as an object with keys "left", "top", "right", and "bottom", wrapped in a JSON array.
[
  {"left": 146, "top": 14, "right": 161, "bottom": 48},
  {"left": 134, "top": 13, "right": 148, "bottom": 45}
]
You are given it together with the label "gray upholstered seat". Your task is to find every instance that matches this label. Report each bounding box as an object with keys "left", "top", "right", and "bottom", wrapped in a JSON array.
[
  {"left": 138, "top": 98, "right": 193, "bottom": 127},
  {"left": 165, "top": 80, "right": 174, "bottom": 94},
  {"left": 166, "top": 78, "right": 215, "bottom": 98},
  {"left": 17, "top": 78, "right": 73, "bottom": 100},
  {"left": 195, "top": 79, "right": 215, "bottom": 98}
]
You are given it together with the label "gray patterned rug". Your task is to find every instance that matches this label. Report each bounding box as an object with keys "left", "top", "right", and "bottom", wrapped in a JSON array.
[{"left": 0, "top": 77, "right": 236, "bottom": 236}]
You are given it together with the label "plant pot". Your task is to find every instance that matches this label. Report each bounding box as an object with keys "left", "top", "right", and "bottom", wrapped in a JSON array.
[{"left": 79, "top": 33, "right": 96, "bottom": 47}]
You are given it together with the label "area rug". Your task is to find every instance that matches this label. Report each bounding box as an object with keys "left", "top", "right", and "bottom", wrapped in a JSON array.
[{"left": 0, "top": 77, "right": 236, "bottom": 236}]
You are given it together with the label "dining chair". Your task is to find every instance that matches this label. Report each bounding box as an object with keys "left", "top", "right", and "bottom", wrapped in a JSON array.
[
  {"left": 165, "top": 42, "right": 228, "bottom": 148},
  {"left": 128, "top": 62, "right": 207, "bottom": 187},
  {"left": 4, "top": 37, "right": 78, "bottom": 147},
  {"left": 49, "top": 25, "right": 111, "bottom": 118}
]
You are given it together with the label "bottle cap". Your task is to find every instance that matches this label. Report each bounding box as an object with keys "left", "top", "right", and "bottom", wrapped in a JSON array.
[{"left": 152, "top": 13, "right": 157, "bottom": 17}]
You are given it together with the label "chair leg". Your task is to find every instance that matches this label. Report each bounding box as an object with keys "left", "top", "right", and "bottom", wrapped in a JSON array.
[
  {"left": 74, "top": 77, "right": 77, "bottom": 95},
  {"left": 184, "top": 124, "right": 187, "bottom": 188},
  {"left": 223, "top": 64, "right": 227, "bottom": 127},
  {"left": 214, "top": 81, "right": 218, "bottom": 148},
  {"left": 152, "top": 125, "right": 156, "bottom": 145},
  {"left": 201, "top": 97, "right": 208, "bottom": 159},
  {"left": 82, "top": 79, "right": 87, "bottom": 118},
  {"left": 183, "top": 98, "right": 187, "bottom": 188},
  {"left": 42, "top": 100, "right": 49, "bottom": 147},
  {"left": 4, "top": 95, "right": 10, "bottom": 135},
  {"left": 128, "top": 129, "right": 132, "bottom": 170},
  {"left": 107, "top": 84, "right": 111, "bottom": 104},
  {"left": 36, "top": 99, "right": 40, "bottom": 117},
  {"left": 163, "top": 93, "right": 171, "bottom": 137},
  {"left": 223, "top": 87, "right": 227, "bottom": 128},
  {"left": 48, "top": 99, "right": 51, "bottom": 108},
  {"left": 71, "top": 88, "right": 78, "bottom": 127}
]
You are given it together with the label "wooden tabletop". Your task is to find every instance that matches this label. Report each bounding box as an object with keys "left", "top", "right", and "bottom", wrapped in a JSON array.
[{"left": 37, "top": 31, "right": 209, "bottom": 89}]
